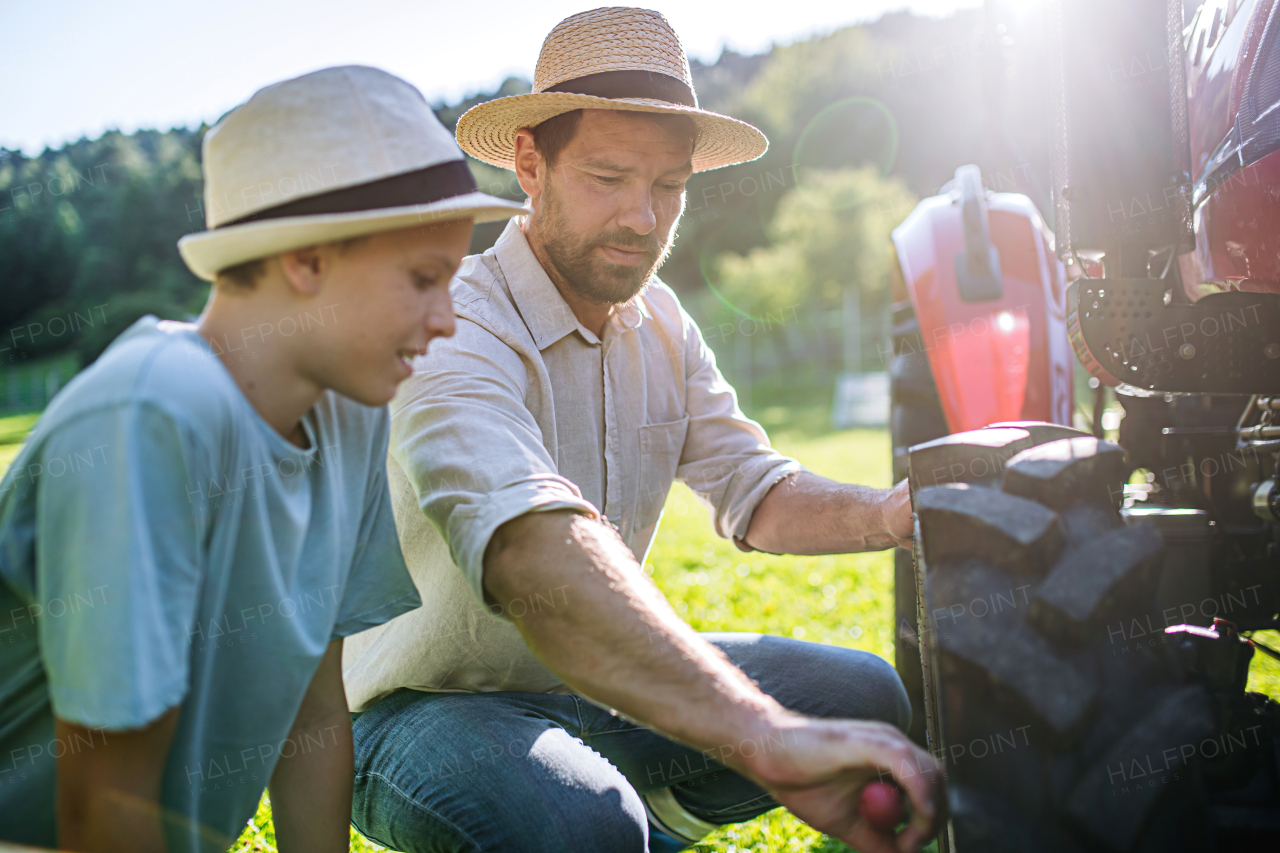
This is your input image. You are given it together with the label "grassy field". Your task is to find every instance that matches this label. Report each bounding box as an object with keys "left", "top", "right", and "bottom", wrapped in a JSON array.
[
  {"left": 2, "top": 407, "right": 1278, "bottom": 852},
  {"left": 0, "top": 412, "right": 40, "bottom": 473}
]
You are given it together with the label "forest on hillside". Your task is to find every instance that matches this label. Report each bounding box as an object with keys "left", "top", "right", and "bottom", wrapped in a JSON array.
[{"left": 0, "top": 5, "right": 1056, "bottom": 381}]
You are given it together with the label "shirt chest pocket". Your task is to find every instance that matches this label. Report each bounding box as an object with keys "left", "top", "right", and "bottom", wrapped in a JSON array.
[{"left": 636, "top": 416, "right": 689, "bottom": 529}]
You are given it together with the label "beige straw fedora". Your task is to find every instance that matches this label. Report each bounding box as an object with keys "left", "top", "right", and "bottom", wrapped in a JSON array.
[
  {"left": 455, "top": 7, "right": 768, "bottom": 173},
  {"left": 178, "top": 66, "right": 525, "bottom": 281}
]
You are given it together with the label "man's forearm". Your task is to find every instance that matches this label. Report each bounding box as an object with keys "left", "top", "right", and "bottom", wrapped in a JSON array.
[
  {"left": 484, "top": 510, "right": 795, "bottom": 778},
  {"left": 743, "top": 472, "right": 910, "bottom": 555},
  {"left": 484, "top": 508, "right": 944, "bottom": 850}
]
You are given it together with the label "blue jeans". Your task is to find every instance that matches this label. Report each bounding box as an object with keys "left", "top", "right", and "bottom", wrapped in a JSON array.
[{"left": 350, "top": 634, "right": 910, "bottom": 853}]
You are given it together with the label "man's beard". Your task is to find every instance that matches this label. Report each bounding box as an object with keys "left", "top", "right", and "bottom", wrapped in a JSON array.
[{"left": 537, "top": 179, "right": 677, "bottom": 306}]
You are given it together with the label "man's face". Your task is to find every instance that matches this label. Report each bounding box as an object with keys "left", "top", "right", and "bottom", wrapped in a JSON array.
[
  {"left": 532, "top": 110, "right": 693, "bottom": 305},
  {"left": 306, "top": 219, "right": 470, "bottom": 406}
]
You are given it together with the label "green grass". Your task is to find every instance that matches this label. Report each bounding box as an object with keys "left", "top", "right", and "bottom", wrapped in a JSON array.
[
  {"left": 0, "top": 411, "right": 41, "bottom": 473},
  {"left": 3, "top": 413, "right": 1277, "bottom": 852},
  {"left": 1248, "top": 631, "right": 1280, "bottom": 698}
]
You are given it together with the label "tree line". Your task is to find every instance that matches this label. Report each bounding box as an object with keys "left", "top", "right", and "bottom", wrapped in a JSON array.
[{"left": 1, "top": 6, "right": 1055, "bottom": 378}]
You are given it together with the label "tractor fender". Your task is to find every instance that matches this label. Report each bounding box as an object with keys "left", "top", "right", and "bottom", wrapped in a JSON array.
[{"left": 891, "top": 166, "right": 1074, "bottom": 432}]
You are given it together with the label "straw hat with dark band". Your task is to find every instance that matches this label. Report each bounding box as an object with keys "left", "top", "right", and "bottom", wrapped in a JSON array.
[
  {"left": 455, "top": 7, "right": 769, "bottom": 173},
  {"left": 178, "top": 65, "right": 525, "bottom": 281}
]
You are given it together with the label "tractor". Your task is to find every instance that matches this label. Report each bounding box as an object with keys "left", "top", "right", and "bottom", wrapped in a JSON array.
[{"left": 888, "top": 1, "right": 1280, "bottom": 849}]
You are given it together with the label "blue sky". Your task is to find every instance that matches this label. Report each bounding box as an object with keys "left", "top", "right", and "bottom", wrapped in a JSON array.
[{"left": 2, "top": 0, "right": 978, "bottom": 154}]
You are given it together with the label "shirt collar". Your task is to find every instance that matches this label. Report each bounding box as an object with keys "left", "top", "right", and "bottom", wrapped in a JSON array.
[
  {"left": 493, "top": 219, "right": 582, "bottom": 351},
  {"left": 492, "top": 218, "right": 650, "bottom": 350}
]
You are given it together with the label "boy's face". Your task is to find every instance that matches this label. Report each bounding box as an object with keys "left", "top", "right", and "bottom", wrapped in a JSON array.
[{"left": 307, "top": 219, "right": 472, "bottom": 406}]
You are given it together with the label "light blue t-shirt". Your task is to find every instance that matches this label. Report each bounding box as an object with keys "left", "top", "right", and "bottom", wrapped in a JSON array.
[{"left": 0, "top": 316, "right": 421, "bottom": 850}]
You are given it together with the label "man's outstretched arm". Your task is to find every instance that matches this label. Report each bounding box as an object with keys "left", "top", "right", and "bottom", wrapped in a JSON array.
[
  {"left": 485, "top": 509, "right": 941, "bottom": 853},
  {"left": 743, "top": 473, "right": 913, "bottom": 555}
]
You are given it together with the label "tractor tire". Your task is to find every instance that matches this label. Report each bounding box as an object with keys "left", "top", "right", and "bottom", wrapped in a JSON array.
[
  {"left": 911, "top": 427, "right": 1217, "bottom": 853},
  {"left": 889, "top": 307, "right": 950, "bottom": 749},
  {"left": 889, "top": 311, "right": 949, "bottom": 483}
]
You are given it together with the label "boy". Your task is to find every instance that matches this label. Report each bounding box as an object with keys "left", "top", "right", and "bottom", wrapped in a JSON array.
[{"left": 0, "top": 65, "right": 522, "bottom": 852}]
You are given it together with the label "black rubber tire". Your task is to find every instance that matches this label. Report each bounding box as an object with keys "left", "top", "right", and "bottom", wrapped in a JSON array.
[
  {"left": 889, "top": 308, "right": 950, "bottom": 749},
  {"left": 913, "top": 429, "right": 1217, "bottom": 853},
  {"left": 889, "top": 311, "right": 949, "bottom": 483},
  {"left": 894, "top": 548, "right": 929, "bottom": 748}
]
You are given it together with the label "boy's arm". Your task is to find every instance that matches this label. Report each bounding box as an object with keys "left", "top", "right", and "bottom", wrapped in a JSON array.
[
  {"left": 37, "top": 404, "right": 207, "bottom": 853},
  {"left": 55, "top": 706, "right": 181, "bottom": 853},
  {"left": 269, "top": 639, "right": 353, "bottom": 853}
]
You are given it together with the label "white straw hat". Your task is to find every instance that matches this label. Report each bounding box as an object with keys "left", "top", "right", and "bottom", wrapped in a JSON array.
[
  {"left": 178, "top": 65, "right": 525, "bottom": 281},
  {"left": 455, "top": 7, "right": 768, "bottom": 173}
]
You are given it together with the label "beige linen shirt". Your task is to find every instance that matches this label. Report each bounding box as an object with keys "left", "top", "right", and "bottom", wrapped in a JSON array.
[{"left": 343, "top": 219, "right": 803, "bottom": 710}]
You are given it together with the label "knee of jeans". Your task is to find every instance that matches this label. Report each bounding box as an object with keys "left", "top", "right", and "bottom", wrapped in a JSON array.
[
  {"left": 814, "top": 650, "right": 911, "bottom": 733},
  {"left": 860, "top": 652, "right": 912, "bottom": 732},
  {"left": 547, "top": 782, "right": 649, "bottom": 851},
  {"left": 349, "top": 771, "right": 648, "bottom": 853}
]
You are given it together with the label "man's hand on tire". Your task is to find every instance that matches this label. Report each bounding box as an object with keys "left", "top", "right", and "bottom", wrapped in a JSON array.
[
  {"left": 748, "top": 716, "right": 943, "bottom": 853},
  {"left": 881, "top": 479, "right": 915, "bottom": 550}
]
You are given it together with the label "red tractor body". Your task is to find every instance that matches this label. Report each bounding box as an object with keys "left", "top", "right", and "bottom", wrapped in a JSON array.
[
  {"left": 1182, "top": 0, "right": 1280, "bottom": 296},
  {"left": 892, "top": 186, "right": 1074, "bottom": 433}
]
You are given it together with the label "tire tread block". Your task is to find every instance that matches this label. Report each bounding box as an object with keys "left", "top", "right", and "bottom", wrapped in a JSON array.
[
  {"left": 926, "top": 559, "right": 1029, "bottom": 636},
  {"left": 917, "top": 484, "right": 1064, "bottom": 577},
  {"left": 1029, "top": 523, "right": 1165, "bottom": 646},
  {"left": 939, "top": 619, "right": 1097, "bottom": 738},
  {"left": 908, "top": 428, "right": 1035, "bottom": 489},
  {"left": 984, "top": 421, "right": 1092, "bottom": 445},
  {"left": 1063, "top": 686, "right": 1215, "bottom": 851},
  {"left": 1003, "top": 437, "right": 1130, "bottom": 511}
]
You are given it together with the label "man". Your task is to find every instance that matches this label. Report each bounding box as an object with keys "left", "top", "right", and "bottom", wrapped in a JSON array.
[
  {"left": 0, "top": 66, "right": 523, "bottom": 852},
  {"left": 342, "top": 9, "right": 940, "bottom": 853}
]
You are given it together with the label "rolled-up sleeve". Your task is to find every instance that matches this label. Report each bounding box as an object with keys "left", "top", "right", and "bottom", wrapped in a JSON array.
[
  {"left": 673, "top": 307, "right": 805, "bottom": 545},
  {"left": 390, "top": 316, "right": 599, "bottom": 603}
]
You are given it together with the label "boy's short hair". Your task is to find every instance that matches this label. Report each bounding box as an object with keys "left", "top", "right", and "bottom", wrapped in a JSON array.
[
  {"left": 217, "top": 257, "right": 267, "bottom": 289},
  {"left": 214, "top": 235, "right": 370, "bottom": 289},
  {"left": 530, "top": 109, "right": 697, "bottom": 169}
]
